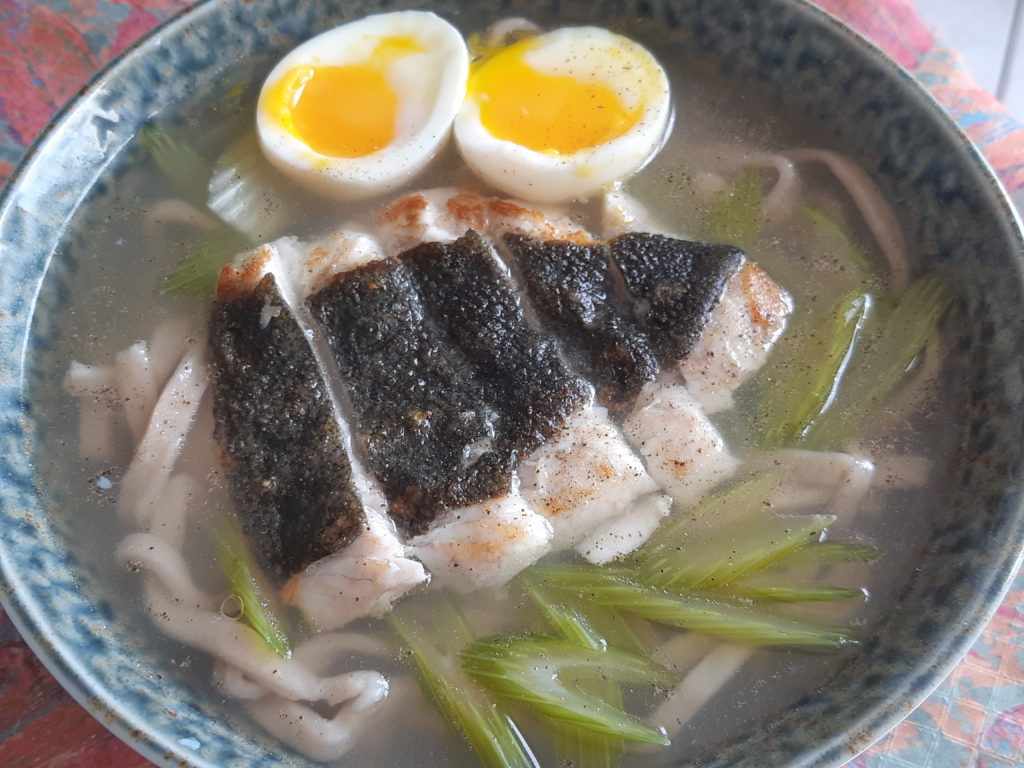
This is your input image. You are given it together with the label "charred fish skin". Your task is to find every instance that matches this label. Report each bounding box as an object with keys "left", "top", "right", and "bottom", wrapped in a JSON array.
[
  {"left": 611, "top": 233, "right": 746, "bottom": 366},
  {"left": 309, "top": 258, "right": 513, "bottom": 534},
  {"left": 400, "top": 230, "right": 590, "bottom": 453},
  {"left": 209, "top": 272, "right": 366, "bottom": 583},
  {"left": 502, "top": 233, "right": 659, "bottom": 412}
]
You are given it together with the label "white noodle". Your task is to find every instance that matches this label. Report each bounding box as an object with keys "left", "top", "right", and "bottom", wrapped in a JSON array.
[
  {"left": 77, "top": 402, "right": 118, "bottom": 463},
  {"left": 693, "top": 171, "right": 730, "bottom": 197},
  {"left": 653, "top": 632, "right": 717, "bottom": 674},
  {"left": 648, "top": 644, "right": 753, "bottom": 736},
  {"left": 64, "top": 361, "right": 121, "bottom": 461},
  {"left": 63, "top": 361, "right": 117, "bottom": 398},
  {"left": 128, "top": 555, "right": 389, "bottom": 708},
  {"left": 749, "top": 449, "right": 876, "bottom": 520},
  {"left": 785, "top": 148, "right": 910, "bottom": 295},
  {"left": 118, "top": 344, "right": 208, "bottom": 527},
  {"left": 213, "top": 660, "right": 269, "bottom": 701},
  {"left": 142, "top": 199, "right": 219, "bottom": 245},
  {"left": 704, "top": 145, "right": 801, "bottom": 223},
  {"left": 117, "top": 533, "right": 216, "bottom": 610},
  {"left": 149, "top": 315, "right": 197, "bottom": 391},
  {"left": 245, "top": 689, "right": 386, "bottom": 763},
  {"left": 115, "top": 341, "right": 155, "bottom": 444},
  {"left": 148, "top": 473, "right": 200, "bottom": 550}
]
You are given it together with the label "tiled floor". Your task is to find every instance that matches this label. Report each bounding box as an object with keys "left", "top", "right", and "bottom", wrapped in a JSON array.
[{"left": 916, "top": 0, "right": 1024, "bottom": 116}]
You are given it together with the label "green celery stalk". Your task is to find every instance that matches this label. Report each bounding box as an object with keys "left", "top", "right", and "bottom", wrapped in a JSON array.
[
  {"left": 728, "top": 584, "right": 866, "bottom": 603},
  {"left": 802, "top": 203, "right": 877, "bottom": 280},
  {"left": 521, "top": 577, "right": 628, "bottom": 766},
  {"left": 208, "top": 131, "right": 296, "bottom": 242},
  {"left": 553, "top": 679, "right": 626, "bottom": 768},
  {"left": 533, "top": 567, "right": 856, "bottom": 648},
  {"left": 767, "top": 541, "right": 882, "bottom": 568},
  {"left": 139, "top": 124, "right": 211, "bottom": 204},
  {"left": 756, "top": 290, "right": 872, "bottom": 448},
  {"left": 638, "top": 514, "right": 837, "bottom": 591},
  {"left": 632, "top": 472, "right": 781, "bottom": 565},
  {"left": 521, "top": 578, "right": 606, "bottom": 652},
  {"left": 461, "top": 634, "right": 672, "bottom": 745},
  {"left": 161, "top": 226, "right": 250, "bottom": 298},
  {"left": 390, "top": 597, "right": 537, "bottom": 768},
  {"left": 214, "top": 517, "right": 291, "bottom": 658},
  {"left": 707, "top": 168, "right": 763, "bottom": 250},
  {"left": 805, "top": 274, "right": 950, "bottom": 447}
]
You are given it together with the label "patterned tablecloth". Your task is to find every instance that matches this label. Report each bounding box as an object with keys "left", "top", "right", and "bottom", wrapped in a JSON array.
[{"left": 0, "top": 0, "right": 1021, "bottom": 766}]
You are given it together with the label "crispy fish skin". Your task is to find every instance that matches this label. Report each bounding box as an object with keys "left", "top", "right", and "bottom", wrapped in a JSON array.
[
  {"left": 309, "top": 258, "right": 514, "bottom": 534},
  {"left": 209, "top": 271, "right": 366, "bottom": 582},
  {"left": 611, "top": 233, "right": 746, "bottom": 366},
  {"left": 502, "top": 233, "right": 659, "bottom": 412},
  {"left": 399, "top": 230, "right": 590, "bottom": 453}
]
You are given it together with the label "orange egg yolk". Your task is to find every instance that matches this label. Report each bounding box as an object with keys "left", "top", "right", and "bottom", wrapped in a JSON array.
[
  {"left": 266, "top": 36, "right": 423, "bottom": 158},
  {"left": 468, "top": 39, "right": 641, "bottom": 155}
]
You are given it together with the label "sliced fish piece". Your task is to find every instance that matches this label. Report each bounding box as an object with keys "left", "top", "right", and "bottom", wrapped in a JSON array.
[
  {"left": 210, "top": 255, "right": 367, "bottom": 582},
  {"left": 610, "top": 232, "right": 747, "bottom": 368},
  {"left": 603, "top": 191, "right": 793, "bottom": 412},
  {"left": 399, "top": 230, "right": 590, "bottom": 454},
  {"left": 376, "top": 187, "right": 592, "bottom": 255},
  {"left": 624, "top": 381, "right": 740, "bottom": 509},
  {"left": 518, "top": 406, "right": 661, "bottom": 549},
  {"left": 575, "top": 492, "right": 673, "bottom": 565},
  {"left": 502, "top": 232, "right": 658, "bottom": 412},
  {"left": 680, "top": 261, "right": 792, "bottom": 413},
  {"left": 283, "top": 508, "right": 428, "bottom": 631},
  {"left": 407, "top": 491, "right": 553, "bottom": 593},
  {"left": 309, "top": 257, "right": 514, "bottom": 535}
]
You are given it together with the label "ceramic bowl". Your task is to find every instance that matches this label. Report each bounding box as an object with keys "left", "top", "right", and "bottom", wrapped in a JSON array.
[{"left": 0, "top": 1, "right": 1022, "bottom": 766}]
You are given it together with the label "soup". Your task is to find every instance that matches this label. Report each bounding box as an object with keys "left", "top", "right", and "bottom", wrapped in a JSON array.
[{"left": 39, "top": 9, "right": 952, "bottom": 767}]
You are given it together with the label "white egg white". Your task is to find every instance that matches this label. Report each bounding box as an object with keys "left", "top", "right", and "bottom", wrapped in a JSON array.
[
  {"left": 454, "top": 26, "right": 672, "bottom": 203},
  {"left": 257, "top": 11, "right": 468, "bottom": 200}
]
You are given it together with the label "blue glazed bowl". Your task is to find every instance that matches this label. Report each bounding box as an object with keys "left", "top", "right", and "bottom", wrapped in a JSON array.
[{"left": 1, "top": 1, "right": 1022, "bottom": 766}]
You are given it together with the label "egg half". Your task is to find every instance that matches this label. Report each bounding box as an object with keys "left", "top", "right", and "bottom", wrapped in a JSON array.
[
  {"left": 454, "top": 26, "right": 672, "bottom": 203},
  {"left": 257, "top": 11, "right": 469, "bottom": 200}
]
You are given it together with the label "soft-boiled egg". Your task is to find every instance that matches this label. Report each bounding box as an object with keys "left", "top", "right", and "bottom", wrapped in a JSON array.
[
  {"left": 257, "top": 11, "right": 469, "bottom": 199},
  {"left": 454, "top": 27, "right": 672, "bottom": 203}
]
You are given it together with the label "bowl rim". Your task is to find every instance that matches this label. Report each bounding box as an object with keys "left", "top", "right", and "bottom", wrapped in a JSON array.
[{"left": 0, "top": 1, "right": 1022, "bottom": 767}]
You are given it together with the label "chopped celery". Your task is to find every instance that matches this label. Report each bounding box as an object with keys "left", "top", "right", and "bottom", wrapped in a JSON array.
[
  {"left": 461, "top": 634, "right": 672, "bottom": 745},
  {"left": 521, "top": 576, "right": 632, "bottom": 766},
  {"left": 802, "top": 203, "right": 877, "bottom": 280},
  {"left": 806, "top": 274, "right": 951, "bottom": 447},
  {"left": 553, "top": 678, "right": 626, "bottom": 768},
  {"left": 521, "top": 577, "right": 606, "bottom": 652},
  {"left": 522, "top": 566, "right": 647, "bottom": 655},
  {"left": 208, "top": 132, "right": 294, "bottom": 242},
  {"left": 756, "top": 290, "right": 872, "bottom": 448},
  {"left": 532, "top": 566, "right": 856, "bottom": 648},
  {"left": 708, "top": 168, "right": 763, "bottom": 250},
  {"left": 638, "top": 513, "right": 837, "bottom": 591},
  {"left": 139, "top": 124, "right": 210, "bottom": 204},
  {"left": 634, "top": 472, "right": 781, "bottom": 561},
  {"left": 768, "top": 541, "right": 882, "bottom": 568},
  {"left": 554, "top": 723, "right": 622, "bottom": 768},
  {"left": 213, "top": 516, "right": 291, "bottom": 658},
  {"left": 729, "top": 584, "right": 865, "bottom": 603},
  {"left": 162, "top": 226, "right": 250, "bottom": 298},
  {"left": 390, "top": 597, "right": 537, "bottom": 768}
]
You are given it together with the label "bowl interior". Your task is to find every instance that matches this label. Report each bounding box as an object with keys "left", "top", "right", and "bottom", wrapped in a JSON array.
[{"left": 1, "top": 1, "right": 1023, "bottom": 766}]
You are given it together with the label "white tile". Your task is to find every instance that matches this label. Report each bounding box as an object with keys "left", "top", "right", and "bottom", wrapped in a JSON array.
[
  {"left": 914, "top": 0, "right": 1016, "bottom": 93},
  {"left": 999, "top": 1, "right": 1024, "bottom": 118}
]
